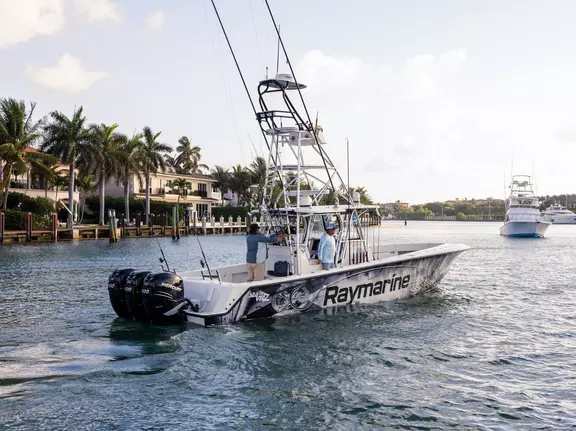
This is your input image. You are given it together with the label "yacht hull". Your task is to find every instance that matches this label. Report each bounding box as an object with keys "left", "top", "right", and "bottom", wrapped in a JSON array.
[
  {"left": 500, "top": 221, "right": 550, "bottom": 238},
  {"left": 542, "top": 216, "right": 576, "bottom": 225},
  {"left": 182, "top": 244, "right": 469, "bottom": 326}
]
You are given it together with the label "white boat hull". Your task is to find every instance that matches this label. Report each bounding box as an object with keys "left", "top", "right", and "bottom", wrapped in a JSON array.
[
  {"left": 181, "top": 243, "right": 469, "bottom": 326},
  {"left": 542, "top": 215, "right": 576, "bottom": 224},
  {"left": 499, "top": 221, "right": 550, "bottom": 238}
]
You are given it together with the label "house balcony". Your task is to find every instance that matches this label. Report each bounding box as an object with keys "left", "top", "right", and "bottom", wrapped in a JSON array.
[{"left": 133, "top": 188, "right": 219, "bottom": 203}]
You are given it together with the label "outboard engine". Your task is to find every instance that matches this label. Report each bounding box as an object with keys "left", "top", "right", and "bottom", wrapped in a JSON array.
[
  {"left": 142, "top": 271, "right": 187, "bottom": 324},
  {"left": 125, "top": 270, "right": 152, "bottom": 322},
  {"left": 108, "top": 268, "right": 136, "bottom": 318}
]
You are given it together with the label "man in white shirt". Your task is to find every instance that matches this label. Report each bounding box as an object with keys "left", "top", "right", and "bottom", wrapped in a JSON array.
[{"left": 317, "top": 223, "right": 337, "bottom": 270}]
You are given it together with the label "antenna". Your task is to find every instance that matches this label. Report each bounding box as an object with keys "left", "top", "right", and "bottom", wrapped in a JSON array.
[
  {"left": 275, "top": 24, "right": 281, "bottom": 75},
  {"left": 156, "top": 238, "right": 170, "bottom": 271}
]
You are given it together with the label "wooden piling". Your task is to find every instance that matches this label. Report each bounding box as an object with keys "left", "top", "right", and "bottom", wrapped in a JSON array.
[
  {"left": 26, "top": 212, "right": 32, "bottom": 242},
  {"left": 51, "top": 213, "right": 58, "bottom": 242},
  {"left": 0, "top": 212, "right": 4, "bottom": 244}
]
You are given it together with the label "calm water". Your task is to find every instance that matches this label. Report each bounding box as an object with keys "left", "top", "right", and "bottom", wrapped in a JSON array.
[{"left": 1, "top": 221, "right": 575, "bottom": 430}]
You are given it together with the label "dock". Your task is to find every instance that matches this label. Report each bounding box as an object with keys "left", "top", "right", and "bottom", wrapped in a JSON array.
[{"left": 0, "top": 213, "right": 254, "bottom": 245}]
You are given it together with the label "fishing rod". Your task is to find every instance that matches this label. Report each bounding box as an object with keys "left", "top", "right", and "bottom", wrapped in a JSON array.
[
  {"left": 196, "top": 236, "right": 212, "bottom": 278},
  {"left": 156, "top": 238, "right": 170, "bottom": 272}
]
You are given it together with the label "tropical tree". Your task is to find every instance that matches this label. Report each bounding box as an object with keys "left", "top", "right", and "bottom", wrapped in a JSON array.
[
  {"left": 176, "top": 136, "right": 208, "bottom": 174},
  {"left": 117, "top": 133, "right": 144, "bottom": 223},
  {"left": 168, "top": 178, "right": 190, "bottom": 196},
  {"left": 229, "top": 164, "right": 252, "bottom": 206},
  {"left": 249, "top": 156, "right": 268, "bottom": 206},
  {"left": 0, "top": 98, "right": 46, "bottom": 209},
  {"left": 87, "top": 123, "right": 127, "bottom": 225},
  {"left": 75, "top": 173, "right": 95, "bottom": 224},
  {"left": 41, "top": 107, "right": 92, "bottom": 228},
  {"left": 139, "top": 126, "right": 171, "bottom": 224},
  {"left": 50, "top": 171, "right": 69, "bottom": 205},
  {"left": 210, "top": 165, "right": 230, "bottom": 206},
  {"left": 164, "top": 154, "right": 182, "bottom": 174}
]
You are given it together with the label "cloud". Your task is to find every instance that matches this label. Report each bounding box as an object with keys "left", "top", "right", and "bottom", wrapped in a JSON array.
[
  {"left": 295, "top": 49, "right": 471, "bottom": 202},
  {"left": 73, "top": 0, "right": 122, "bottom": 23},
  {"left": 0, "top": 0, "right": 65, "bottom": 49},
  {"left": 25, "top": 53, "right": 109, "bottom": 93},
  {"left": 147, "top": 10, "right": 166, "bottom": 30}
]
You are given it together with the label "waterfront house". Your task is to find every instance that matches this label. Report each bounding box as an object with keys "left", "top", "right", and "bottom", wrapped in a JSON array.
[
  {"left": 0, "top": 146, "right": 80, "bottom": 212},
  {"left": 102, "top": 171, "right": 222, "bottom": 219}
]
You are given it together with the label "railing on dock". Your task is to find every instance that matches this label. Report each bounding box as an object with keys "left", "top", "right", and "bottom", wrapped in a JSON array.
[{"left": 0, "top": 213, "right": 266, "bottom": 245}]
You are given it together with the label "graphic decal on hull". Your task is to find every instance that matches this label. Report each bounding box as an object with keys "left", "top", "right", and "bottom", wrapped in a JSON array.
[{"left": 324, "top": 274, "right": 411, "bottom": 306}]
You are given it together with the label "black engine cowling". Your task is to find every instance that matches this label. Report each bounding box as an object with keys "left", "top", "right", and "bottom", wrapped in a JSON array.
[
  {"left": 125, "top": 270, "right": 152, "bottom": 322},
  {"left": 108, "top": 268, "right": 136, "bottom": 318},
  {"left": 142, "top": 271, "right": 187, "bottom": 324}
]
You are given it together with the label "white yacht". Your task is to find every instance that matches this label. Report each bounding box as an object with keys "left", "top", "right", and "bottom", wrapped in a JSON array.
[
  {"left": 106, "top": 7, "right": 470, "bottom": 326},
  {"left": 541, "top": 202, "right": 576, "bottom": 224},
  {"left": 500, "top": 175, "right": 550, "bottom": 238}
]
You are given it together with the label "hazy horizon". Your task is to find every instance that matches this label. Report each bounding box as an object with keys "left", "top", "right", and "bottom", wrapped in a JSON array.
[{"left": 2, "top": 0, "right": 576, "bottom": 204}]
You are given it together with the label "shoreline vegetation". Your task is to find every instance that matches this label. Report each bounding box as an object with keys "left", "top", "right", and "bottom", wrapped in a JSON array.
[
  {"left": 1, "top": 98, "right": 574, "bottom": 235},
  {"left": 0, "top": 98, "right": 377, "bottom": 231}
]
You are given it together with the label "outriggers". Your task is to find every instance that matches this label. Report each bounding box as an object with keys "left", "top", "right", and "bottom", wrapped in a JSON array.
[
  {"left": 106, "top": 5, "right": 470, "bottom": 326},
  {"left": 500, "top": 175, "right": 550, "bottom": 238}
]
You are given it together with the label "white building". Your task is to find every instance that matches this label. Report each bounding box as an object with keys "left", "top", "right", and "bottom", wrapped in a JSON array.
[{"left": 103, "top": 171, "right": 222, "bottom": 218}]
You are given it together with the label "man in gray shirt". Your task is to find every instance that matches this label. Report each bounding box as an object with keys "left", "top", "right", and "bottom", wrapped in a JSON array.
[{"left": 246, "top": 223, "right": 283, "bottom": 282}]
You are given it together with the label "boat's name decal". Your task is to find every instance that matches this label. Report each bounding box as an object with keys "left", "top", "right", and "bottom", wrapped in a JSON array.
[
  {"left": 323, "top": 274, "right": 411, "bottom": 306},
  {"left": 248, "top": 291, "right": 270, "bottom": 302}
]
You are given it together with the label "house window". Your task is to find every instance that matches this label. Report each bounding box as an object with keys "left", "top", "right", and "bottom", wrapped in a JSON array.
[
  {"left": 196, "top": 203, "right": 208, "bottom": 217},
  {"left": 212, "top": 184, "right": 219, "bottom": 192},
  {"left": 197, "top": 183, "right": 207, "bottom": 198}
]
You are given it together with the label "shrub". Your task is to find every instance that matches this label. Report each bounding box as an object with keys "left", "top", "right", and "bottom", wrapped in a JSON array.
[
  {"left": 20, "top": 196, "right": 55, "bottom": 215},
  {"left": 0, "top": 210, "right": 52, "bottom": 230}
]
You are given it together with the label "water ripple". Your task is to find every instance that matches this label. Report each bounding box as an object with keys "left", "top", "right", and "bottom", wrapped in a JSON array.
[{"left": 1, "top": 223, "right": 576, "bottom": 429}]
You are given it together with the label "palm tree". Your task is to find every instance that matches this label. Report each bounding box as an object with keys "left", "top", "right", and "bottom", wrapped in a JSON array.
[
  {"left": 50, "top": 171, "right": 69, "bottom": 206},
  {"left": 139, "top": 127, "right": 171, "bottom": 224},
  {"left": 168, "top": 178, "right": 190, "bottom": 196},
  {"left": 210, "top": 166, "right": 230, "bottom": 206},
  {"left": 75, "top": 173, "right": 95, "bottom": 224},
  {"left": 41, "top": 107, "right": 91, "bottom": 228},
  {"left": 87, "top": 123, "right": 126, "bottom": 225},
  {"left": 0, "top": 98, "right": 46, "bottom": 209},
  {"left": 117, "top": 133, "right": 144, "bottom": 224},
  {"left": 249, "top": 156, "right": 268, "bottom": 206},
  {"left": 176, "top": 136, "right": 208, "bottom": 174},
  {"left": 163, "top": 154, "right": 181, "bottom": 174},
  {"left": 229, "top": 164, "right": 252, "bottom": 206}
]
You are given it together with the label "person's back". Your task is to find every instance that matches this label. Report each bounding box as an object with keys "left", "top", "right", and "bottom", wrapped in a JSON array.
[
  {"left": 246, "top": 223, "right": 280, "bottom": 282},
  {"left": 246, "top": 233, "right": 272, "bottom": 264},
  {"left": 318, "top": 228, "right": 336, "bottom": 270}
]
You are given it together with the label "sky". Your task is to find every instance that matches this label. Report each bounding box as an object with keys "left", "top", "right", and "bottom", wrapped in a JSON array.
[{"left": 2, "top": 0, "right": 576, "bottom": 204}]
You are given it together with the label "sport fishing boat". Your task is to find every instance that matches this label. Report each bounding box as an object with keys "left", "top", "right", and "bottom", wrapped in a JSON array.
[
  {"left": 107, "top": 4, "right": 470, "bottom": 326},
  {"left": 500, "top": 175, "right": 550, "bottom": 238},
  {"left": 541, "top": 202, "right": 576, "bottom": 224}
]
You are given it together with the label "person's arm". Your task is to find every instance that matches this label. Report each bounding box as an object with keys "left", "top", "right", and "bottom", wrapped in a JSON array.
[
  {"left": 317, "top": 236, "right": 325, "bottom": 263},
  {"left": 256, "top": 234, "right": 275, "bottom": 243}
]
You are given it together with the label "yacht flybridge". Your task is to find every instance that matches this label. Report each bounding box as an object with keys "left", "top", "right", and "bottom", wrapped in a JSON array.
[
  {"left": 500, "top": 175, "right": 550, "bottom": 238},
  {"left": 106, "top": 5, "right": 470, "bottom": 326}
]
